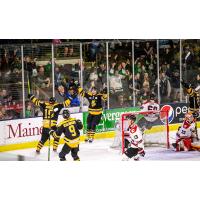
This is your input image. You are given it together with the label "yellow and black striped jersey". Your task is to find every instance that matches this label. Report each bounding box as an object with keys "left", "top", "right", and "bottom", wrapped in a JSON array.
[
  {"left": 185, "top": 87, "right": 200, "bottom": 112},
  {"left": 30, "top": 95, "right": 71, "bottom": 128},
  {"left": 52, "top": 118, "right": 83, "bottom": 148},
  {"left": 78, "top": 87, "right": 107, "bottom": 115}
]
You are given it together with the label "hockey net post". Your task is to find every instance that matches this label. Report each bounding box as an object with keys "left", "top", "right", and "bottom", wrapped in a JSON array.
[{"left": 121, "top": 110, "right": 170, "bottom": 154}]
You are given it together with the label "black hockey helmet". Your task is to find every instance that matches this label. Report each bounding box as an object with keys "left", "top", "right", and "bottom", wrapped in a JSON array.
[
  {"left": 62, "top": 109, "right": 70, "bottom": 119},
  {"left": 49, "top": 97, "right": 56, "bottom": 104},
  {"left": 190, "top": 83, "right": 196, "bottom": 89},
  {"left": 128, "top": 114, "right": 136, "bottom": 122},
  {"left": 150, "top": 93, "right": 156, "bottom": 100}
]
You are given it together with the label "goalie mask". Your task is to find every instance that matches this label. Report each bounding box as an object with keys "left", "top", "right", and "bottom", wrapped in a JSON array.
[{"left": 185, "top": 113, "right": 194, "bottom": 124}]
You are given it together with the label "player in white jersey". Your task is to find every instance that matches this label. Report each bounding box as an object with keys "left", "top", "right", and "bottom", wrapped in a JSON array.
[
  {"left": 122, "top": 114, "right": 145, "bottom": 161},
  {"left": 172, "top": 113, "right": 196, "bottom": 151},
  {"left": 137, "top": 93, "right": 160, "bottom": 131}
]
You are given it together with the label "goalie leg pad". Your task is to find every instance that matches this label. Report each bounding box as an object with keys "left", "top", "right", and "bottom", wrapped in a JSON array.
[
  {"left": 125, "top": 147, "right": 139, "bottom": 158},
  {"left": 183, "top": 138, "right": 192, "bottom": 151}
]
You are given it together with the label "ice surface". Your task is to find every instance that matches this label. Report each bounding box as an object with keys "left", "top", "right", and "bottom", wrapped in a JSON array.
[{"left": 1, "top": 138, "right": 200, "bottom": 161}]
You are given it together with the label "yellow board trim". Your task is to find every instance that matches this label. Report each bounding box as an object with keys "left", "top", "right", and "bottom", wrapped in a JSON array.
[{"left": 0, "top": 132, "right": 115, "bottom": 152}]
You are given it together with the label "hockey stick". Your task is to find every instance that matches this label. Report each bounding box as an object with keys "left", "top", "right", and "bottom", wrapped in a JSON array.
[
  {"left": 27, "top": 72, "right": 31, "bottom": 95},
  {"left": 48, "top": 111, "right": 53, "bottom": 161}
]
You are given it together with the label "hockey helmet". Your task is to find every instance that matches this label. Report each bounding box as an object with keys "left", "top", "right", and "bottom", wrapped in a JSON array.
[
  {"left": 150, "top": 93, "right": 156, "bottom": 101},
  {"left": 49, "top": 97, "right": 56, "bottom": 104},
  {"left": 128, "top": 114, "right": 136, "bottom": 122},
  {"left": 62, "top": 109, "right": 70, "bottom": 119}
]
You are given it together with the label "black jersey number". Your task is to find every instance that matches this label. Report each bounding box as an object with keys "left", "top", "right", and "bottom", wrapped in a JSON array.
[
  {"left": 69, "top": 125, "right": 77, "bottom": 136},
  {"left": 181, "top": 130, "right": 186, "bottom": 135},
  {"left": 44, "top": 109, "right": 54, "bottom": 118},
  {"left": 148, "top": 105, "right": 158, "bottom": 111},
  {"left": 134, "top": 135, "right": 138, "bottom": 139}
]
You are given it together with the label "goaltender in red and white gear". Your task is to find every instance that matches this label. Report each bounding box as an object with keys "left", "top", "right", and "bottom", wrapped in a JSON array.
[
  {"left": 172, "top": 113, "right": 198, "bottom": 151},
  {"left": 122, "top": 114, "right": 145, "bottom": 161}
]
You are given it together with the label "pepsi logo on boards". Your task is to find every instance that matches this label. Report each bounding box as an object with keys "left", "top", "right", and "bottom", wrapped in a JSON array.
[{"left": 160, "top": 105, "right": 174, "bottom": 124}]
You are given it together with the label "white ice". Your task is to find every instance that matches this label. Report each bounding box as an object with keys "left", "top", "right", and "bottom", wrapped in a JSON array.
[{"left": 1, "top": 138, "right": 200, "bottom": 161}]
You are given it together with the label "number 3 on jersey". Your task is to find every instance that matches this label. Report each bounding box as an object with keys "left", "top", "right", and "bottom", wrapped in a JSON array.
[{"left": 69, "top": 125, "right": 77, "bottom": 136}]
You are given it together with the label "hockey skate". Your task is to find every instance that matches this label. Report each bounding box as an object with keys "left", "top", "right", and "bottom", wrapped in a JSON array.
[
  {"left": 35, "top": 150, "right": 40, "bottom": 155},
  {"left": 133, "top": 155, "right": 140, "bottom": 161},
  {"left": 88, "top": 138, "right": 94, "bottom": 143}
]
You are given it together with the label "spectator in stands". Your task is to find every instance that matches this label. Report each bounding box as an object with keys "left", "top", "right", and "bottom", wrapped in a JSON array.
[
  {"left": 54, "top": 66, "right": 64, "bottom": 88},
  {"left": 144, "top": 42, "right": 153, "bottom": 62},
  {"left": 0, "top": 107, "right": 12, "bottom": 120},
  {"left": 154, "top": 72, "right": 171, "bottom": 103},
  {"left": 25, "top": 102, "right": 33, "bottom": 118},
  {"left": 110, "top": 93, "right": 130, "bottom": 109},
  {"left": 1, "top": 89, "right": 12, "bottom": 106},
  {"left": 97, "top": 62, "right": 106, "bottom": 87},
  {"left": 86, "top": 68, "right": 99, "bottom": 89},
  {"left": 89, "top": 40, "right": 100, "bottom": 61},
  {"left": 119, "top": 60, "right": 129, "bottom": 79},
  {"left": 134, "top": 60, "right": 142, "bottom": 74},
  {"left": 109, "top": 60, "right": 116, "bottom": 76},
  {"left": 134, "top": 73, "right": 142, "bottom": 91},
  {"left": 109, "top": 70, "right": 123, "bottom": 94},
  {"left": 57, "top": 85, "right": 80, "bottom": 107},
  {"left": 0, "top": 48, "right": 9, "bottom": 72},
  {"left": 170, "top": 69, "right": 180, "bottom": 101},
  {"left": 0, "top": 108, "right": 4, "bottom": 120},
  {"left": 183, "top": 46, "right": 194, "bottom": 66},
  {"left": 196, "top": 74, "right": 200, "bottom": 88},
  {"left": 8, "top": 68, "right": 22, "bottom": 101},
  {"left": 134, "top": 42, "right": 144, "bottom": 59},
  {"left": 163, "top": 48, "right": 173, "bottom": 64},
  {"left": 24, "top": 56, "right": 37, "bottom": 77},
  {"left": 137, "top": 85, "right": 151, "bottom": 105},
  {"left": 64, "top": 45, "right": 74, "bottom": 57},
  {"left": 142, "top": 72, "right": 150, "bottom": 87},
  {"left": 37, "top": 66, "right": 50, "bottom": 88}
]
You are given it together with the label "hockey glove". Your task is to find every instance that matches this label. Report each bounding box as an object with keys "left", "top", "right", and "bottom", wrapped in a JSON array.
[
  {"left": 102, "top": 87, "right": 107, "bottom": 94},
  {"left": 28, "top": 93, "right": 33, "bottom": 99},
  {"left": 181, "top": 80, "right": 190, "bottom": 89}
]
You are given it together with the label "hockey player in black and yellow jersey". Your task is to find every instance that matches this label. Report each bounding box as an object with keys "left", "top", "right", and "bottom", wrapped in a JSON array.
[
  {"left": 28, "top": 94, "right": 71, "bottom": 153},
  {"left": 77, "top": 85, "right": 107, "bottom": 143},
  {"left": 181, "top": 80, "right": 200, "bottom": 118},
  {"left": 181, "top": 80, "right": 200, "bottom": 142},
  {"left": 50, "top": 109, "right": 83, "bottom": 161}
]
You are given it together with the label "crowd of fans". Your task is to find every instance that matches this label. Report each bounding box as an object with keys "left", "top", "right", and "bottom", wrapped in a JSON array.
[{"left": 0, "top": 40, "right": 200, "bottom": 121}]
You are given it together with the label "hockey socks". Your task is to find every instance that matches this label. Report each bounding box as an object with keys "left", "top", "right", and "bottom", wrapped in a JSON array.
[{"left": 36, "top": 141, "right": 44, "bottom": 153}]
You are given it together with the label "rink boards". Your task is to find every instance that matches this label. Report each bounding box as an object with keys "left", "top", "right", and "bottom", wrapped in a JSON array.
[{"left": 0, "top": 115, "right": 200, "bottom": 152}]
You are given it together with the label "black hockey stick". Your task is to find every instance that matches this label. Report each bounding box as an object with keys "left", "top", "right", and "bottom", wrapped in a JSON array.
[{"left": 48, "top": 111, "right": 53, "bottom": 161}]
